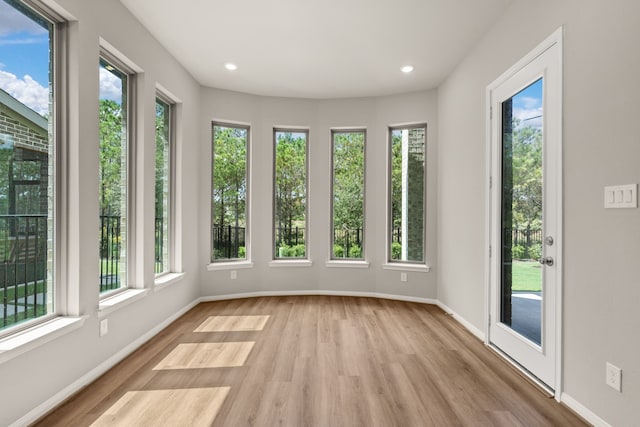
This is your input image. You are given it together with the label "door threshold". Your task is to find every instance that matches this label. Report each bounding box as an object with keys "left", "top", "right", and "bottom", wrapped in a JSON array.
[{"left": 488, "top": 343, "right": 556, "bottom": 398}]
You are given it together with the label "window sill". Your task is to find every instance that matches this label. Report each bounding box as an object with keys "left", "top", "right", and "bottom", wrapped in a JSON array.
[
  {"left": 98, "top": 288, "right": 149, "bottom": 318},
  {"left": 382, "top": 263, "right": 431, "bottom": 273},
  {"left": 207, "top": 261, "right": 254, "bottom": 271},
  {"left": 0, "top": 316, "right": 87, "bottom": 365},
  {"left": 154, "top": 272, "right": 186, "bottom": 291},
  {"left": 326, "top": 260, "right": 370, "bottom": 269},
  {"left": 268, "top": 259, "right": 313, "bottom": 268}
]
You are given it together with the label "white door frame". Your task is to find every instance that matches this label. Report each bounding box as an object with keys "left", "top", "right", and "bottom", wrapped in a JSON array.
[{"left": 484, "top": 27, "right": 563, "bottom": 400}]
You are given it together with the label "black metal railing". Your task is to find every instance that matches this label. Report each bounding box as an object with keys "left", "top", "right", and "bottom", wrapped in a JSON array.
[
  {"left": 333, "top": 227, "right": 363, "bottom": 258},
  {"left": 155, "top": 217, "right": 164, "bottom": 274},
  {"left": 0, "top": 214, "right": 48, "bottom": 329},
  {"left": 100, "top": 214, "right": 121, "bottom": 292},
  {"left": 212, "top": 224, "right": 246, "bottom": 259}
]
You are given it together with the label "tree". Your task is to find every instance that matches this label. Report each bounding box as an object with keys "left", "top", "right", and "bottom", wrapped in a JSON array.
[
  {"left": 212, "top": 126, "right": 247, "bottom": 229},
  {"left": 511, "top": 119, "right": 542, "bottom": 232},
  {"left": 99, "top": 99, "right": 124, "bottom": 216},
  {"left": 333, "top": 132, "right": 364, "bottom": 231},
  {"left": 274, "top": 132, "right": 306, "bottom": 245}
]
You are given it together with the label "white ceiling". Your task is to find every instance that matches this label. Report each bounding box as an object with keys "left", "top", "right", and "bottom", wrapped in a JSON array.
[{"left": 120, "top": 0, "right": 512, "bottom": 99}]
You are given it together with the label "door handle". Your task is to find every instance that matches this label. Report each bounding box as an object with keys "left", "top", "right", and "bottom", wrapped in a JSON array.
[{"left": 539, "top": 257, "right": 554, "bottom": 266}]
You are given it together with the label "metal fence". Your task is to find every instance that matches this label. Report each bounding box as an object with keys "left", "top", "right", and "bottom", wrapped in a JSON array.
[
  {"left": 100, "top": 214, "right": 121, "bottom": 292},
  {"left": 212, "top": 224, "right": 246, "bottom": 259},
  {"left": 0, "top": 214, "right": 48, "bottom": 329}
]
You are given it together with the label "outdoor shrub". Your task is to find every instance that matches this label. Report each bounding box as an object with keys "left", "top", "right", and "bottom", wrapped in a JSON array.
[
  {"left": 512, "top": 244, "right": 526, "bottom": 259},
  {"left": 333, "top": 244, "right": 345, "bottom": 258},
  {"left": 391, "top": 242, "right": 402, "bottom": 260},
  {"left": 238, "top": 246, "right": 246, "bottom": 258},
  {"left": 349, "top": 245, "right": 362, "bottom": 258},
  {"left": 292, "top": 244, "right": 306, "bottom": 257},
  {"left": 529, "top": 244, "right": 542, "bottom": 261}
]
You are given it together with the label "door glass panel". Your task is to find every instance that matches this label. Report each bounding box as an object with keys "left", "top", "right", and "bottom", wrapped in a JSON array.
[{"left": 500, "top": 78, "right": 543, "bottom": 345}]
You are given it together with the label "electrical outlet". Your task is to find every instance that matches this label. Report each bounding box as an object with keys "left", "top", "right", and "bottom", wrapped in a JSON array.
[
  {"left": 99, "top": 319, "right": 109, "bottom": 337},
  {"left": 606, "top": 362, "right": 622, "bottom": 392},
  {"left": 400, "top": 272, "right": 408, "bottom": 282},
  {"left": 230, "top": 270, "right": 237, "bottom": 280}
]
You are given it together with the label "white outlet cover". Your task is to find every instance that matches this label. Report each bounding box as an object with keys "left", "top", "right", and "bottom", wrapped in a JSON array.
[
  {"left": 606, "top": 362, "right": 622, "bottom": 392},
  {"left": 604, "top": 184, "right": 637, "bottom": 209},
  {"left": 100, "top": 319, "right": 108, "bottom": 337}
]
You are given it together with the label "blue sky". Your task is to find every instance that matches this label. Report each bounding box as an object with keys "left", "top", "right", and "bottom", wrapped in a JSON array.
[
  {"left": 0, "top": 0, "right": 50, "bottom": 115},
  {"left": 1, "top": 0, "right": 121, "bottom": 115},
  {"left": 512, "top": 78, "right": 543, "bottom": 129}
]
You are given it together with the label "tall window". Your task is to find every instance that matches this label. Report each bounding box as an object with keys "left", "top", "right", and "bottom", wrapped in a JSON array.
[
  {"left": 0, "top": 0, "right": 56, "bottom": 332},
  {"left": 389, "top": 124, "right": 426, "bottom": 263},
  {"left": 211, "top": 123, "right": 249, "bottom": 262},
  {"left": 155, "top": 96, "right": 172, "bottom": 274},
  {"left": 273, "top": 129, "right": 308, "bottom": 259},
  {"left": 331, "top": 130, "right": 365, "bottom": 260},
  {"left": 99, "top": 57, "right": 131, "bottom": 293}
]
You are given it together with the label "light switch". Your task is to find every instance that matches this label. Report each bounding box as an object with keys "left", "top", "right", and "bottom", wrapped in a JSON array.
[{"left": 605, "top": 184, "right": 637, "bottom": 208}]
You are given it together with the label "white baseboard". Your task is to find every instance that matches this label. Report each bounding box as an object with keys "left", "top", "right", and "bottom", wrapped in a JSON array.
[
  {"left": 561, "top": 393, "right": 611, "bottom": 427},
  {"left": 435, "top": 301, "right": 486, "bottom": 341},
  {"left": 10, "top": 299, "right": 201, "bottom": 427},
  {"left": 199, "top": 289, "right": 438, "bottom": 305}
]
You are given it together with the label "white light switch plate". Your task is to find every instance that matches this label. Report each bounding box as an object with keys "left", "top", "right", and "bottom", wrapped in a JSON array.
[{"left": 604, "top": 184, "right": 637, "bottom": 208}]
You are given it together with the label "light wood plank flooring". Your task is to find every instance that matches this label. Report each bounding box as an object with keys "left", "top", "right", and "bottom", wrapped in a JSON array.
[{"left": 34, "top": 296, "right": 588, "bottom": 426}]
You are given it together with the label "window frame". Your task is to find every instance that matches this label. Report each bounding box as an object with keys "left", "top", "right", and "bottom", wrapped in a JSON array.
[
  {"left": 272, "top": 127, "right": 310, "bottom": 261},
  {"left": 210, "top": 121, "right": 251, "bottom": 264},
  {"left": 329, "top": 128, "right": 366, "bottom": 261},
  {"left": 0, "top": 0, "right": 66, "bottom": 339},
  {"left": 98, "top": 49, "right": 138, "bottom": 298},
  {"left": 386, "top": 123, "right": 427, "bottom": 266},
  {"left": 153, "top": 93, "right": 174, "bottom": 277}
]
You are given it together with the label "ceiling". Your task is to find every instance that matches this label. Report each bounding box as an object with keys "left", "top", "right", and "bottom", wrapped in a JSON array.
[{"left": 120, "top": 0, "right": 512, "bottom": 99}]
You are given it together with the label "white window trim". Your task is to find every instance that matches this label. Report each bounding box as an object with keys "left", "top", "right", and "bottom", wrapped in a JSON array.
[
  {"left": 207, "top": 261, "right": 254, "bottom": 271},
  {"left": 386, "top": 123, "right": 428, "bottom": 266},
  {"left": 382, "top": 263, "right": 430, "bottom": 273},
  {"left": 0, "top": 316, "right": 86, "bottom": 365},
  {"left": 154, "top": 272, "right": 186, "bottom": 291},
  {"left": 98, "top": 288, "right": 148, "bottom": 318},
  {"left": 154, "top": 87, "right": 183, "bottom": 279},
  {"left": 329, "top": 128, "right": 367, "bottom": 262},
  {"left": 326, "top": 260, "right": 370, "bottom": 269},
  {"left": 211, "top": 121, "right": 252, "bottom": 264},
  {"left": 273, "top": 127, "right": 310, "bottom": 261},
  {"left": 98, "top": 41, "right": 143, "bottom": 296},
  {"left": 269, "top": 259, "right": 313, "bottom": 268}
]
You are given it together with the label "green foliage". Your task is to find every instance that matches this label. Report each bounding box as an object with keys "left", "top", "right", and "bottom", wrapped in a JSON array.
[
  {"left": 277, "top": 243, "right": 306, "bottom": 258},
  {"left": 391, "top": 242, "right": 402, "bottom": 260},
  {"left": 238, "top": 246, "right": 246, "bottom": 258},
  {"left": 333, "top": 132, "right": 364, "bottom": 231},
  {"left": 275, "top": 132, "right": 306, "bottom": 236},
  {"left": 512, "top": 245, "right": 526, "bottom": 260},
  {"left": 99, "top": 99, "right": 124, "bottom": 215},
  {"left": 333, "top": 244, "right": 344, "bottom": 258},
  {"left": 349, "top": 245, "right": 362, "bottom": 258},
  {"left": 529, "top": 244, "right": 542, "bottom": 261},
  {"left": 213, "top": 125, "right": 247, "bottom": 229},
  {"left": 511, "top": 119, "right": 542, "bottom": 231}
]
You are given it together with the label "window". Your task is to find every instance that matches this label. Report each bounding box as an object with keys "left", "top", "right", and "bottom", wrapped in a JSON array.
[
  {"left": 155, "top": 96, "right": 172, "bottom": 275},
  {"left": 0, "top": 0, "right": 56, "bottom": 332},
  {"left": 211, "top": 123, "right": 249, "bottom": 262},
  {"left": 389, "top": 124, "right": 426, "bottom": 263},
  {"left": 331, "top": 130, "right": 365, "bottom": 260},
  {"left": 99, "top": 56, "right": 133, "bottom": 293},
  {"left": 273, "top": 129, "right": 308, "bottom": 259}
]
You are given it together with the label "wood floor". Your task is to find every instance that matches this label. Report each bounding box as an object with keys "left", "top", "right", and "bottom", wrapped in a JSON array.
[{"left": 34, "top": 296, "right": 587, "bottom": 426}]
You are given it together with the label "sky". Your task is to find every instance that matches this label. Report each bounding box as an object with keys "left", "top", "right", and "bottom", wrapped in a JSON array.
[
  {"left": 512, "top": 78, "right": 543, "bottom": 130},
  {"left": 0, "top": 0, "right": 121, "bottom": 117}
]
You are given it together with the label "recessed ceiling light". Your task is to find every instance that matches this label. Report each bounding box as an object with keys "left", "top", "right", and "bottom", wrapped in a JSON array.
[
  {"left": 225, "top": 63, "right": 238, "bottom": 71},
  {"left": 401, "top": 65, "right": 414, "bottom": 73}
]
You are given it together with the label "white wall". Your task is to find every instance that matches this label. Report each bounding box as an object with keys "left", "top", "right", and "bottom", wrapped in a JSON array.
[
  {"left": 199, "top": 89, "right": 438, "bottom": 300},
  {"left": 438, "top": 0, "right": 640, "bottom": 424},
  {"left": 0, "top": 0, "right": 201, "bottom": 425}
]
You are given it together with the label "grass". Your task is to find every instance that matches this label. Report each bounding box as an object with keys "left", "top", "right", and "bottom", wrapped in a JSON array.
[
  {"left": 0, "top": 281, "right": 47, "bottom": 301},
  {"left": 511, "top": 260, "right": 542, "bottom": 292}
]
